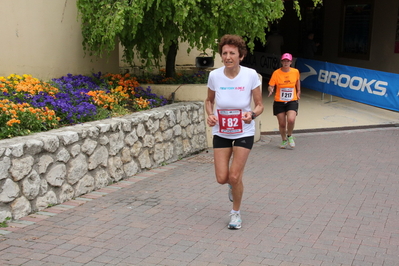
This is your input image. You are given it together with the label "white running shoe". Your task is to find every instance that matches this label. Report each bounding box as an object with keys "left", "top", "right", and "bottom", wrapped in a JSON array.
[{"left": 228, "top": 213, "right": 242, "bottom": 229}]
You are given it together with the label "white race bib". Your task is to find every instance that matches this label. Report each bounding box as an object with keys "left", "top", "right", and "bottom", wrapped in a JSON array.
[{"left": 280, "top": 88, "right": 294, "bottom": 101}]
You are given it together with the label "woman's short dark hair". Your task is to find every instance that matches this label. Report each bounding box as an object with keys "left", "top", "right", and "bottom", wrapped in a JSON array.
[{"left": 218, "top": 34, "right": 248, "bottom": 58}]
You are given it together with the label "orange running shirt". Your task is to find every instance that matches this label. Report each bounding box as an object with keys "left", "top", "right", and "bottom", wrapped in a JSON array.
[{"left": 269, "top": 68, "right": 300, "bottom": 102}]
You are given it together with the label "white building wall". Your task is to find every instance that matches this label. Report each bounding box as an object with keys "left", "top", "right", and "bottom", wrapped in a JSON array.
[
  {"left": 0, "top": 0, "right": 119, "bottom": 81},
  {"left": 119, "top": 42, "right": 223, "bottom": 74}
]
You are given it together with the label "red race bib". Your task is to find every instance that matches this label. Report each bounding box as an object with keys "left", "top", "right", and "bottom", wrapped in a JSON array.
[{"left": 217, "top": 109, "right": 243, "bottom": 134}]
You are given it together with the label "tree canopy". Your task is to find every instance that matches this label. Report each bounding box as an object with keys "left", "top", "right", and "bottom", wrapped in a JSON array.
[{"left": 77, "top": 0, "right": 322, "bottom": 77}]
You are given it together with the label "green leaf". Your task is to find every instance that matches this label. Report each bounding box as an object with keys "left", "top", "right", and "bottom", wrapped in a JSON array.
[{"left": 77, "top": 0, "right": 322, "bottom": 75}]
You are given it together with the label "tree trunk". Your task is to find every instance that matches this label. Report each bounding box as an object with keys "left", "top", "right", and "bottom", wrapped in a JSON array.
[{"left": 165, "top": 40, "right": 178, "bottom": 78}]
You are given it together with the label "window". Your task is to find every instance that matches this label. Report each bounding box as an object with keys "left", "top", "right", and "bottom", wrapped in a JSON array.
[{"left": 339, "top": 0, "right": 373, "bottom": 60}]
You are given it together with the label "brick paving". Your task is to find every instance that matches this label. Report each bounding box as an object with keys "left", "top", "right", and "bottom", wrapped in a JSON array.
[{"left": 1, "top": 127, "right": 399, "bottom": 265}]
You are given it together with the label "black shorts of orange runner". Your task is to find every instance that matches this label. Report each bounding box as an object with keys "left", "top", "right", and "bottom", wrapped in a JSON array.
[{"left": 273, "top": 100, "right": 299, "bottom": 116}]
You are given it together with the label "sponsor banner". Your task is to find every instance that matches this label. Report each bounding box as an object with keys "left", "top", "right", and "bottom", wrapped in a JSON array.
[{"left": 296, "top": 58, "right": 399, "bottom": 112}]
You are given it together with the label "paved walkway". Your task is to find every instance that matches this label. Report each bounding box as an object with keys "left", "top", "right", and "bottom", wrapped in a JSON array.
[
  {"left": 1, "top": 126, "right": 399, "bottom": 265},
  {"left": 260, "top": 87, "right": 399, "bottom": 133}
]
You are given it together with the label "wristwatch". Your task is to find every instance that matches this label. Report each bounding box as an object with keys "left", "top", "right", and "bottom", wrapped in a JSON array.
[{"left": 251, "top": 111, "right": 256, "bottom": 119}]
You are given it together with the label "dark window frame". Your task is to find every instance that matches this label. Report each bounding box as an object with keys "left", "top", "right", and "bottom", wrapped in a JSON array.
[{"left": 339, "top": 0, "right": 374, "bottom": 60}]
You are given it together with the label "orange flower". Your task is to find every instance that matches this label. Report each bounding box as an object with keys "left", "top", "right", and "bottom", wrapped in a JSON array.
[{"left": 6, "top": 118, "right": 21, "bottom": 127}]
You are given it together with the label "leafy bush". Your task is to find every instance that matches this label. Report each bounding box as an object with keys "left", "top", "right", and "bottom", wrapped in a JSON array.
[{"left": 0, "top": 73, "right": 168, "bottom": 139}]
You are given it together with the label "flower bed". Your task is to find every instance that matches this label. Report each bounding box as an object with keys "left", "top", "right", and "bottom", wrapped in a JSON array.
[{"left": 0, "top": 73, "right": 168, "bottom": 139}]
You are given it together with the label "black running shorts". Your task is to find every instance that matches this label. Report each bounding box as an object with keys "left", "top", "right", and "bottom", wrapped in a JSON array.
[
  {"left": 213, "top": 135, "right": 254, "bottom": 150},
  {"left": 273, "top": 100, "right": 299, "bottom": 116}
]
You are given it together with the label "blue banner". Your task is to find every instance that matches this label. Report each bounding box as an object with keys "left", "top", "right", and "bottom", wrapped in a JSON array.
[{"left": 296, "top": 58, "right": 399, "bottom": 112}]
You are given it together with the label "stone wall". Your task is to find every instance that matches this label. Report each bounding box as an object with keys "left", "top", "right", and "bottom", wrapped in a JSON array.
[{"left": 0, "top": 102, "right": 207, "bottom": 222}]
